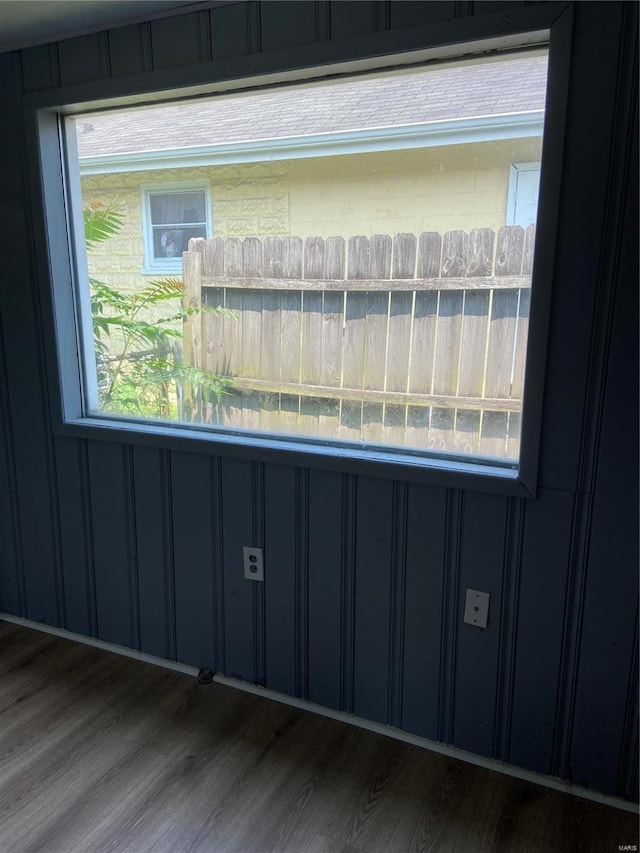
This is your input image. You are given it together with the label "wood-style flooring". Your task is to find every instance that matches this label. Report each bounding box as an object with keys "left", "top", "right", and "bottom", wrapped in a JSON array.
[{"left": 0, "top": 621, "right": 637, "bottom": 853}]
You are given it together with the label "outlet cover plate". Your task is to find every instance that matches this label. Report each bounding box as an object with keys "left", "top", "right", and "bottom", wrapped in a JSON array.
[
  {"left": 464, "top": 589, "right": 490, "bottom": 629},
  {"left": 243, "top": 546, "right": 264, "bottom": 582}
]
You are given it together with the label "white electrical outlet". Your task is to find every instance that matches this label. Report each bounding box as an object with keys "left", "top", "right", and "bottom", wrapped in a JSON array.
[
  {"left": 243, "top": 546, "right": 264, "bottom": 582},
  {"left": 464, "top": 589, "right": 490, "bottom": 629}
]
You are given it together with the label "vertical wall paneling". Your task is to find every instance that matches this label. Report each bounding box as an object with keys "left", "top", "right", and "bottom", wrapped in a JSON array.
[
  {"left": 80, "top": 440, "right": 98, "bottom": 637},
  {"left": 57, "top": 33, "right": 110, "bottom": 86},
  {"left": 160, "top": 450, "right": 177, "bottom": 660},
  {"left": 566, "top": 66, "right": 638, "bottom": 786},
  {"left": 0, "top": 313, "right": 23, "bottom": 616},
  {"left": 552, "top": 490, "right": 589, "bottom": 782},
  {"left": 54, "top": 436, "right": 91, "bottom": 636},
  {"left": 401, "top": 483, "right": 447, "bottom": 741},
  {"left": 87, "top": 441, "right": 132, "bottom": 645},
  {"left": 509, "top": 488, "right": 573, "bottom": 776},
  {"left": 123, "top": 447, "right": 140, "bottom": 651},
  {"left": 221, "top": 457, "right": 256, "bottom": 682},
  {"left": 211, "top": 456, "right": 226, "bottom": 673},
  {"left": 315, "top": 2, "right": 331, "bottom": 42},
  {"left": 374, "top": 1, "right": 391, "bottom": 32},
  {"left": 340, "top": 473, "right": 357, "bottom": 713},
  {"left": 107, "top": 24, "right": 153, "bottom": 77},
  {"left": 352, "top": 476, "right": 394, "bottom": 724},
  {"left": 453, "top": 491, "right": 506, "bottom": 757},
  {"left": 259, "top": 1, "right": 317, "bottom": 51},
  {"left": 389, "top": 2, "right": 457, "bottom": 29},
  {"left": 493, "top": 497, "right": 525, "bottom": 763},
  {"left": 247, "top": 1, "right": 262, "bottom": 55},
  {"left": 328, "top": 1, "right": 377, "bottom": 38},
  {"left": 132, "top": 446, "right": 167, "bottom": 659},
  {"left": 593, "top": 69, "right": 638, "bottom": 797},
  {"left": 296, "top": 468, "right": 309, "bottom": 699},
  {"left": 537, "top": 4, "right": 627, "bottom": 492},
  {"left": 456, "top": 1, "right": 474, "bottom": 17},
  {"left": 252, "top": 461, "right": 266, "bottom": 686},
  {"left": 567, "top": 484, "right": 639, "bottom": 794},
  {"left": 571, "top": 5, "right": 636, "bottom": 499},
  {"left": 197, "top": 10, "right": 214, "bottom": 65},
  {"left": 170, "top": 451, "right": 215, "bottom": 669},
  {"left": 388, "top": 481, "right": 408, "bottom": 729},
  {"left": 0, "top": 52, "right": 58, "bottom": 626},
  {"left": 584, "top": 32, "right": 638, "bottom": 511},
  {"left": 618, "top": 610, "right": 639, "bottom": 801},
  {"left": 20, "top": 43, "right": 60, "bottom": 93},
  {"left": 2, "top": 1, "right": 637, "bottom": 804},
  {"left": 469, "top": 0, "right": 527, "bottom": 13},
  {"left": 438, "top": 489, "right": 462, "bottom": 744},
  {"left": 263, "top": 464, "right": 298, "bottom": 696},
  {"left": 150, "top": 12, "right": 209, "bottom": 70},
  {"left": 307, "top": 469, "right": 343, "bottom": 710},
  {"left": 210, "top": 2, "right": 252, "bottom": 59}
]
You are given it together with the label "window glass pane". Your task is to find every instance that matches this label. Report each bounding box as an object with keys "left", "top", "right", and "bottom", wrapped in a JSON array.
[
  {"left": 150, "top": 191, "right": 206, "bottom": 225},
  {"left": 70, "top": 50, "right": 549, "bottom": 465},
  {"left": 152, "top": 225, "right": 207, "bottom": 258}
]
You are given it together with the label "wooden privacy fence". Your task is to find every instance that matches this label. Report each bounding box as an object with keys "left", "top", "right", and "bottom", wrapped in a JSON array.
[{"left": 182, "top": 226, "right": 535, "bottom": 457}]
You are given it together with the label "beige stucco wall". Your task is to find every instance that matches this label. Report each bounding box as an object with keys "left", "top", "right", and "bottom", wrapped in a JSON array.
[
  {"left": 81, "top": 161, "right": 289, "bottom": 290},
  {"left": 81, "top": 136, "right": 542, "bottom": 291},
  {"left": 285, "top": 137, "right": 541, "bottom": 239}
]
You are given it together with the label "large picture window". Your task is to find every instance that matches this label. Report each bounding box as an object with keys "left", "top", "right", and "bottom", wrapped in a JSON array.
[{"left": 38, "top": 33, "right": 564, "bottom": 490}]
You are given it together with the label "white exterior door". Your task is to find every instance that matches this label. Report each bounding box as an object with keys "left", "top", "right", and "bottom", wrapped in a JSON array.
[{"left": 507, "top": 162, "right": 541, "bottom": 229}]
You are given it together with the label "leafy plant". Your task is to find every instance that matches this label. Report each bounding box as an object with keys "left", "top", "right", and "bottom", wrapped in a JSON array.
[{"left": 85, "top": 201, "right": 231, "bottom": 421}]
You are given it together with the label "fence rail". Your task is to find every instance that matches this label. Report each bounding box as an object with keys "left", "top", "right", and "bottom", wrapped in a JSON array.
[{"left": 182, "top": 226, "right": 535, "bottom": 456}]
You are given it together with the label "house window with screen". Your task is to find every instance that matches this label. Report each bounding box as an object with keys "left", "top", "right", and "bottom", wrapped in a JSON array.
[
  {"left": 142, "top": 184, "right": 211, "bottom": 271},
  {"left": 66, "top": 49, "right": 550, "bottom": 469}
]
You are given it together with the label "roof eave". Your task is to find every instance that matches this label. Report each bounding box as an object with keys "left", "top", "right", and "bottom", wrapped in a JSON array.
[{"left": 78, "top": 112, "right": 544, "bottom": 175}]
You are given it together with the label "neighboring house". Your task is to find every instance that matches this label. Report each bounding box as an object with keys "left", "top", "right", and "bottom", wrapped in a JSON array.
[{"left": 76, "top": 53, "right": 546, "bottom": 288}]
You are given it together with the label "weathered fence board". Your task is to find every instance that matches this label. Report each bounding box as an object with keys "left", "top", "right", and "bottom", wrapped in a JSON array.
[
  {"left": 224, "top": 237, "right": 243, "bottom": 277},
  {"left": 187, "top": 226, "right": 535, "bottom": 458},
  {"left": 393, "top": 233, "right": 417, "bottom": 279},
  {"left": 418, "top": 232, "right": 442, "bottom": 278},
  {"left": 280, "top": 291, "right": 302, "bottom": 383},
  {"left": 485, "top": 290, "right": 520, "bottom": 398},
  {"left": 458, "top": 291, "right": 490, "bottom": 398},
  {"left": 386, "top": 291, "right": 412, "bottom": 393},
  {"left": 199, "top": 274, "right": 528, "bottom": 291},
  {"left": 304, "top": 237, "right": 324, "bottom": 280},
  {"left": 261, "top": 290, "right": 280, "bottom": 380},
  {"left": 325, "top": 236, "right": 345, "bottom": 280},
  {"left": 467, "top": 228, "right": 494, "bottom": 277},
  {"left": 321, "top": 292, "right": 343, "bottom": 388},
  {"left": 300, "top": 291, "right": 322, "bottom": 385},
  {"left": 182, "top": 250, "right": 202, "bottom": 420},
  {"left": 342, "top": 292, "right": 367, "bottom": 389},
  {"left": 408, "top": 291, "right": 438, "bottom": 395},
  {"left": 216, "top": 378, "right": 521, "bottom": 412},
  {"left": 511, "top": 289, "right": 531, "bottom": 400},
  {"left": 363, "top": 292, "right": 388, "bottom": 391},
  {"left": 432, "top": 291, "right": 463, "bottom": 396}
]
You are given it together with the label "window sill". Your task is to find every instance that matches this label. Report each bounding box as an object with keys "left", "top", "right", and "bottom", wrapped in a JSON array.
[
  {"left": 54, "top": 412, "right": 535, "bottom": 498},
  {"left": 140, "top": 264, "right": 182, "bottom": 276}
]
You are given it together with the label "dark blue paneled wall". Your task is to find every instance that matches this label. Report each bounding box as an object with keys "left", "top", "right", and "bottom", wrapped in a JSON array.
[{"left": 0, "top": 1, "right": 637, "bottom": 802}]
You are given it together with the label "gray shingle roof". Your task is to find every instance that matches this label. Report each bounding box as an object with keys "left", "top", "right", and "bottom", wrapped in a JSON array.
[{"left": 76, "top": 54, "right": 547, "bottom": 158}]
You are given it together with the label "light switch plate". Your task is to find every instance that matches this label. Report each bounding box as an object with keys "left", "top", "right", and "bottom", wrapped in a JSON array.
[{"left": 464, "top": 589, "right": 490, "bottom": 629}]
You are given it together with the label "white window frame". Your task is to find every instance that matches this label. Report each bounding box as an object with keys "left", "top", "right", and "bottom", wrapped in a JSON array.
[{"left": 140, "top": 180, "right": 212, "bottom": 274}]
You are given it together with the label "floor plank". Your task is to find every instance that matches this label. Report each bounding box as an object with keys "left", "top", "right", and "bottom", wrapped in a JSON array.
[{"left": 0, "top": 621, "right": 636, "bottom": 853}]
